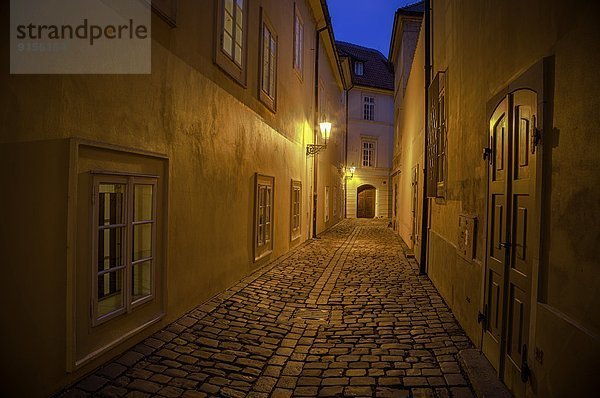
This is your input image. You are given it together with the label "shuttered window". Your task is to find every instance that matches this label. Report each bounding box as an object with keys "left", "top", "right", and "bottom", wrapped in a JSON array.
[{"left": 427, "top": 71, "right": 447, "bottom": 198}]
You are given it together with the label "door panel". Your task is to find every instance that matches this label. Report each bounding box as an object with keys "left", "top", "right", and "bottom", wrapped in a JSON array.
[
  {"left": 357, "top": 186, "right": 375, "bottom": 219},
  {"left": 503, "top": 90, "right": 537, "bottom": 397},
  {"left": 485, "top": 90, "right": 537, "bottom": 398},
  {"left": 484, "top": 98, "right": 509, "bottom": 370}
]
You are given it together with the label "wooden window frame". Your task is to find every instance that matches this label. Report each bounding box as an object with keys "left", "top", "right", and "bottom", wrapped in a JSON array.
[
  {"left": 290, "top": 180, "right": 302, "bottom": 241},
  {"left": 361, "top": 138, "right": 377, "bottom": 168},
  {"left": 259, "top": 8, "right": 277, "bottom": 112},
  {"left": 363, "top": 95, "right": 375, "bottom": 121},
  {"left": 254, "top": 173, "right": 275, "bottom": 261},
  {"left": 293, "top": 4, "right": 304, "bottom": 80},
  {"left": 215, "top": 0, "right": 248, "bottom": 86},
  {"left": 91, "top": 174, "right": 157, "bottom": 327}
]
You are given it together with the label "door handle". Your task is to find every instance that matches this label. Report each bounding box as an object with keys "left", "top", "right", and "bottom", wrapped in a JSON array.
[{"left": 499, "top": 241, "right": 511, "bottom": 249}]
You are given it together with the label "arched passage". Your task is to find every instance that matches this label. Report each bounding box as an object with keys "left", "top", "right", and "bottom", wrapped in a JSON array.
[{"left": 357, "top": 184, "right": 376, "bottom": 218}]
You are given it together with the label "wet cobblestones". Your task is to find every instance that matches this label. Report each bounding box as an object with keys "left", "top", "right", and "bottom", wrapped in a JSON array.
[{"left": 60, "top": 219, "right": 474, "bottom": 398}]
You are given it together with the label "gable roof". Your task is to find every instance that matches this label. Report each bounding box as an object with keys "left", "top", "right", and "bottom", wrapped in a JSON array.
[{"left": 336, "top": 41, "right": 394, "bottom": 91}]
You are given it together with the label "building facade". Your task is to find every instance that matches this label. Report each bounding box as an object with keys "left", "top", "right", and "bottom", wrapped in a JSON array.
[
  {"left": 389, "top": 4, "right": 425, "bottom": 258},
  {"left": 337, "top": 42, "right": 394, "bottom": 219},
  {"left": 0, "top": 0, "right": 347, "bottom": 395},
  {"left": 390, "top": 1, "right": 600, "bottom": 397}
]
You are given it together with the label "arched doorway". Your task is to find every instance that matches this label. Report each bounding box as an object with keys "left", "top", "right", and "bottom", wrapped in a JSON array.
[{"left": 357, "top": 185, "right": 376, "bottom": 218}]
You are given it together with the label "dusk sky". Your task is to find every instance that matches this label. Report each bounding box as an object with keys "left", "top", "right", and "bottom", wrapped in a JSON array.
[{"left": 328, "top": 0, "right": 417, "bottom": 57}]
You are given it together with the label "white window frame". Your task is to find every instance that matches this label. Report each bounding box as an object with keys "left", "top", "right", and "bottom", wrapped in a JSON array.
[
  {"left": 355, "top": 61, "right": 364, "bottom": 76},
  {"left": 254, "top": 173, "right": 275, "bottom": 261},
  {"left": 91, "top": 174, "right": 157, "bottom": 326},
  {"left": 361, "top": 138, "right": 377, "bottom": 168},
  {"left": 293, "top": 4, "right": 304, "bottom": 80},
  {"left": 215, "top": 0, "right": 247, "bottom": 85},
  {"left": 363, "top": 95, "right": 375, "bottom": 121},
  {"left": 290, "top": 180, "right": 302, "bottom": 241},
  {"left": 259, "top": 8, "right": 277, "bottom": 111}
]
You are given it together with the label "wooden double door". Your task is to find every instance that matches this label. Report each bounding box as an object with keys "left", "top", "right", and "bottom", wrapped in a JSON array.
[
  {"left": 484, "top": 89, "right": 539, "bottom": 397},
  {"left": 357, "top": 185, "right": 376, "bottom": 218}
]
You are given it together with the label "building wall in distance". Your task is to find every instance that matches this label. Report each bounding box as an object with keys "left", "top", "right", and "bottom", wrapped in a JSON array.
[
  {"left": 391, "top": 18, "right": 425, "bottom": 261},
  {"left": 346, "top": 87, "right": 394, "bottom": 218}
]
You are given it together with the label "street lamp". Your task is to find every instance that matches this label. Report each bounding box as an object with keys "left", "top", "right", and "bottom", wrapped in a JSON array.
[
  {"left": 306, "top": 121, "right": 332, "bottom": 156},
  {"left": 345, "top": 165, "right": 356, "bottom": 179}
]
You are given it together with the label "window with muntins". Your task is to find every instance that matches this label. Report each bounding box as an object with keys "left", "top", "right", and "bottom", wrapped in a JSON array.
[
  {"left": 293, "top": 5, "right": 304, "bottom": 78},
  {"left": 362, "top": 139, "right": 376, "bottom": 167},
  {"left": 255, "top": 174, "right": 274, "bottom": 260},
  {"left": 363, "top": 96, "right": 375, "bottom": 121},
  {"left": 291, "top": 180, "right": 301, "bottom": 241},
  {"left": 259, "top": 9, "right": 277, "bottom": 111},
  {"left": 93, "top": 175, "right": 156, "bottom": 325},
  {"left": 215, "top": 0, "right": 246, "bottom": 85}
]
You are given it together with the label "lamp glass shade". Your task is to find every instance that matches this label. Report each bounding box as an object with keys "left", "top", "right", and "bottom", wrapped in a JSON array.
[
  {"left": 319, "top": 122, "right": 332, "bottom": 140},
  {"left": 350, "top": 166, "right": 356, "bottom": 174}
]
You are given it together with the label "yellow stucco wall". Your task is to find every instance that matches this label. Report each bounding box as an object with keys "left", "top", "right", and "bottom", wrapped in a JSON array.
[
  {"left": 0, "top": 1, "right": 345, "bottom": 395},
  {"left": 419, "top": 1, "right": 600, "bottom": 397}
]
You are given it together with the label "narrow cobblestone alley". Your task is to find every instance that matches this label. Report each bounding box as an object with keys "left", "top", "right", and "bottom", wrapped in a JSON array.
[{"left": 61, "top": 220, "right": 475, "bottom": 398}]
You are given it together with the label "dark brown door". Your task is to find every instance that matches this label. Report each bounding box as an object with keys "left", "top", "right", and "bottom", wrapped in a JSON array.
[
  {"left": 485, "top": 90, "right": 537, "bottom": 397},
  {"left": 357, "top": 185, "right": 375, "bottom": 218}
]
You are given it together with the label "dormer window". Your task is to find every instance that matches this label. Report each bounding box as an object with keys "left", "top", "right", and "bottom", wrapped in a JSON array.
[{"left": 354, "top": 61, "right": 364, "bottom": 76}]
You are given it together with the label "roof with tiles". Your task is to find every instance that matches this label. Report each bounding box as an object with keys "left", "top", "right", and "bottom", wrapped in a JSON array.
[
  {"left": 336, "top": 41, "right": 394, "bottom": 91},
  {"left": 399, "top": 1, "right": 425, "bottom": 14}
]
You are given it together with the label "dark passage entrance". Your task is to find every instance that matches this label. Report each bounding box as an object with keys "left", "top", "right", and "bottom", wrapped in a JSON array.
[{"left": 357, "top": 185, "right": 376, "bottom": 218}]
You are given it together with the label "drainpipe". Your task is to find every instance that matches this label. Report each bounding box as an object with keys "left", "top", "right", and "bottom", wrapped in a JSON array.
[
  {"left": 344, "top": 84, "right": 353, "bottom": 218},
  {"left": 420, "top": 0, "right": 432, "bottom": 274},
  {"left": 313, "top": 26, "right": 328, "bottom": 239}
]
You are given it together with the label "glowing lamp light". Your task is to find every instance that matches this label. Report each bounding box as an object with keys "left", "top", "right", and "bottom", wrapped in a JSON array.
[{"left": 319, "top": 121, "right": 332, "bottom": 142}]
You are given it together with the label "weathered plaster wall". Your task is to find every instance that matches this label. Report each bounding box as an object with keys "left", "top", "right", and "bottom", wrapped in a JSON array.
[
  {"left": 392, "top": 21, "right": 425, "bottom": 262},
  {"left": 423, "top": 1, "right": 600, "bottom": 396},
  {"left": 346, "top": 88, "right": 394, "bottom": 218},
  {"left": 0, "top": 1, "right": 345, "bottom": 395}
]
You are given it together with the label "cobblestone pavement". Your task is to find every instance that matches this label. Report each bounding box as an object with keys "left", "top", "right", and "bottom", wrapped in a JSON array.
[{"left": 60, "top": 219, "right": 475, "bottom": 398}]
